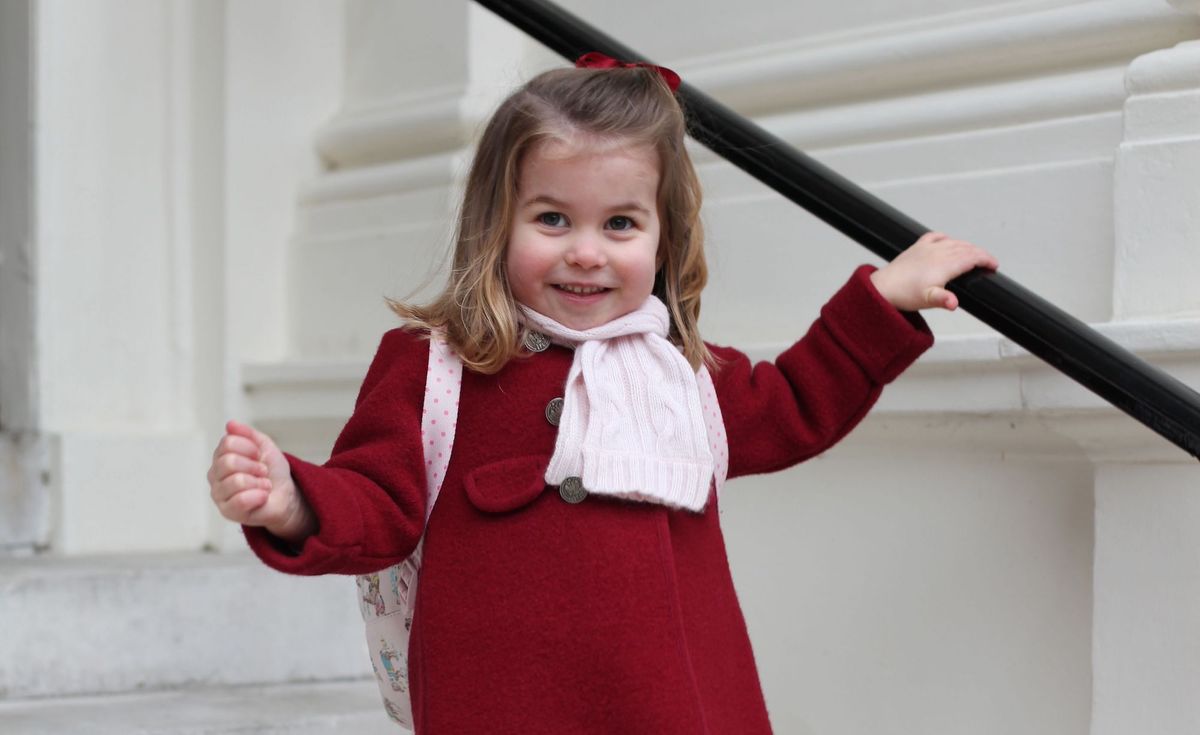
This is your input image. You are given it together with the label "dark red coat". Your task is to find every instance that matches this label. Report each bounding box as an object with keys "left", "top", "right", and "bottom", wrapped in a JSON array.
[{"left": 246, "top": 266, "right": 932, "bottom": 734}]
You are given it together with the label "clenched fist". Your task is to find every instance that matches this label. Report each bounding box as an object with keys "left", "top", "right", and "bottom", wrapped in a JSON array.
[{"left": 207, "top": 420, "right": 315, "bottom": 543}]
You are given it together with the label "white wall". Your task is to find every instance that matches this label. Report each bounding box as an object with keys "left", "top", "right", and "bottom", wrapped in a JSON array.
[
  {"left": 217, "top": 0, "right": 345, "bottom": 548},
  {"left": 723, "top": 451, "right": 1094, "bottom": 734}
]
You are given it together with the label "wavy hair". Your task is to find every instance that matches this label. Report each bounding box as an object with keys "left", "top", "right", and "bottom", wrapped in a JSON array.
[{"left": 391, "top": 65, "right": 711, "bottom": 373}]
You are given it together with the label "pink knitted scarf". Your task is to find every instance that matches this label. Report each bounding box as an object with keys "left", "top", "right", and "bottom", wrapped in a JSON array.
[{"left": 519, "top": 297, "right": 715, "bottom": 511}]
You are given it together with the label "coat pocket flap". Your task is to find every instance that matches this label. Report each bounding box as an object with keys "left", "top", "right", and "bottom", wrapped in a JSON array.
[{"left": 463, "top": 455, "right": 550, "bottom": 514}]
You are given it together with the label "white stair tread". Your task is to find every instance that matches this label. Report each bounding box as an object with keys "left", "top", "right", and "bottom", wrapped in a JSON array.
[{"left": 0, "top": 679, "right": 406, "bottom": 734}]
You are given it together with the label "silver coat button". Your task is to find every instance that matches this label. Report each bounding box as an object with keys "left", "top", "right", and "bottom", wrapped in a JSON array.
[
  {"left": 545, "top": 397, "right": 564, "bottom": 426},
  {"left": 559, "top": 476, "right": 587, "bottom": 504},
  {"left": 524, "top": 331, "right": 550, "bottom": 353}
]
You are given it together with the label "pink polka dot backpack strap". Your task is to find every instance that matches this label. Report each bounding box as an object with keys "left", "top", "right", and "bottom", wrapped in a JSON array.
[
  {"left": 357, "top": 327, "right": 462, "bottom": 729},
  {"left": 421, "top": 329, "right": 462, "bottom": 511},
  {"left": 696, "top": 365, "right": 729, "bottom": 499}
]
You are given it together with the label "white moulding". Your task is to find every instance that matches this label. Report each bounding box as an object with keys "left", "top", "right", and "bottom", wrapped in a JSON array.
[
  {"left": 242, "top": 318, "right": 1200, "bottom": 465},
  {"left": 732, "top": 65, "right": 1130, "bottom": 154},
  {"left": 298, "top": 150, "right": 468, "bottom": 206},
  {"left": 680, "top": 0, "right": 1200, "bottom": 116},
  {"left": 314, "top": 84, "right": 471, "bottom": 169},
  {"left": 310, "top": 1, "right": 1200, "bottom": 170}
]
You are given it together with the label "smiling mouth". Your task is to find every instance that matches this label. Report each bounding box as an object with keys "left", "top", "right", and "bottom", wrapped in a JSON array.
[{"left": 555, "top": 284, "right": 611, "bottom": 295}]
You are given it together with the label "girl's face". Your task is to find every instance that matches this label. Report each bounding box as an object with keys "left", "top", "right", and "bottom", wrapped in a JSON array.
[{"left": 507, "top": 138, "right": 661, "bottom": 331}]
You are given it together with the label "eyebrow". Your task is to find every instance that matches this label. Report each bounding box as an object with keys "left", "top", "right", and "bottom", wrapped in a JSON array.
[{"left": 521, "top": 194, "right": 651, "bottom": 216}]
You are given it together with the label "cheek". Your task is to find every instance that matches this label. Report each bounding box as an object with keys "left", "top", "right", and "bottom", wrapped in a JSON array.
[
  {"left": 648, "top": 234, "right": 665, "bottom": 281},
  {"left": 505, "top": 242, "right": 544, "bottom": 298},
  {"left": 634, "top": 249, "right": 660, "bottom": 294}
]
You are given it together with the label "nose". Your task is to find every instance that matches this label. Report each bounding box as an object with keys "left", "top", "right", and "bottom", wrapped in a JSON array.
[{"left": 564, "top": 235, "right": 607, "bottom": 269}]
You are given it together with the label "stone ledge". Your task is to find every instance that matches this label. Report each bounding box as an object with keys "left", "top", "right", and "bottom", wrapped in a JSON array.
[
  {"left": 0, "top": 679, "right": 400, "bottom": 735},
  {"left": 0, "top": 552, "right": 371, "bottom": 700},
  {"left": 244, "top": 318, "right": 1200, "bottom": 464},
  {"left": 245, "top": 318, "right": 1200, "bottom": 413},
  {"left": 681, "top": 0, "right": 1199, "bottom": 115}
]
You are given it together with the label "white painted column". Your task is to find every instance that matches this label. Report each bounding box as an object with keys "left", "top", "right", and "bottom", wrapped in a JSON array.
[
  {"left": 31, "top": 0, "right": 214, "bottom": 554},
  {"left": 21, "top": 0, "right": 341, "bottom": 555},
  {"left": 1113, "top": 31, "right": 1200, "bottom": 318},
  {"left": 0, "top": 0, "right": 50, "bottom": 554},
  {"left": 1093, "top": 4, "right": 1200, "bottom": 731},
  {"left": 1092, "top": 463, "right": 1200, "bottom": 735},
  {"left": 214, "top": 0, "right": 345, "bottom": 549}
]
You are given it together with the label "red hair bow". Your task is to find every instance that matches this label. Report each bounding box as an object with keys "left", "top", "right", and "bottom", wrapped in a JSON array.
[{"left": 575, "top": 51, "right": 681, "bottom": 92}]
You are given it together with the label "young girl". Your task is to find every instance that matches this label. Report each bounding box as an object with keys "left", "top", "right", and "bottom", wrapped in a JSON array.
[{"left": 208, "top": 57, "right": 996, "bottom": 734}]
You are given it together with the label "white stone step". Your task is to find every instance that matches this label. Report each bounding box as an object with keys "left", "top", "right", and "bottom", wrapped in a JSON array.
[
  {"left": 0, "top": 680, "right": 406, "bottom": 734},
  {"left": 0, "top": 552, "right": 372, "bottom": 699}
]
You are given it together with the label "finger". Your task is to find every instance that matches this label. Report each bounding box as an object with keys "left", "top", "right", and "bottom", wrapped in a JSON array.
[
  {"left": 212, "top": 454, "right": 270, "bottom": 484},
  {"left": 211, "top": 472, "right": 273, "bottom": 504},
  {"left": 942, "top": 239, "right": 992, "bottom": 260},
  {"left": 929, "top": 244, "right": 989, "bottom": 280},
  {"left": 211, "top": 473, "right": 263, "bottom": 505},
  {"left": 245, "top": 424, "right": 275, "bottom": 453},
  {"left": 226, "top": 420, "right": 260, "bottom": 445},
  {"left": 954, "top": 246, "right": 999, "bottom": 275},
  {"left": 973, "top": 248, "right": 999, "bottom": 271},
  {"left": 939, "top": 239, "right": 977, "bottom": 255},
  {"left": 228, "top": 420, "right": 277, "bottom": 457},
  {"left": 218, "top": 488, "right": 270, "bottom": 521},
  {"left": 212, "top": 434, "right": 260, "bottom": 462}
]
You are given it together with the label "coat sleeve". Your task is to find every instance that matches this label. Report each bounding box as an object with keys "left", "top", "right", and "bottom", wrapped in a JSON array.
[
  {"left": 243, "top": 327, "right": 430, "bottom": 575},
  {"left": 710, "top": 265, "right": 933, "bottom": 480}
]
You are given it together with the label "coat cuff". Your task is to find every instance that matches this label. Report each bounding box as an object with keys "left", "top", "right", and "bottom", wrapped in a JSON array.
[
  {"left": 819, "top": 265, "right": 934, "bottom": 384},
  {"left": 242, "top": 452, "right": 364, "bottom": 576}
]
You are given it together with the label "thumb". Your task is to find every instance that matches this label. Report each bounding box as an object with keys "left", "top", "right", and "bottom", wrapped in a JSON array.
[
  {"left": 246, "top": 423, "right": 275, "bottom": 453},
  {"left": 226, "top": 420, "right": 279, "bottom": 460},
  {"left": 925, "top": 286, "right": 958, "bottom": 311},
  {"left": 243, "top": 422, "right": 291, "bottom": 481}
]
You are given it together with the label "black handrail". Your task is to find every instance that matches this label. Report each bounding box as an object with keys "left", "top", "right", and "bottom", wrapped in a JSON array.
[{"left": 474, "top": 0, "right": 1200, "bottom": 460}]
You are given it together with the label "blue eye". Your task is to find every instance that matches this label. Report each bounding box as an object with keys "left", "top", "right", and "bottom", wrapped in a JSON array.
[
  {"left": 607, "top": 216, "right": 634, "bottom": 231},
  {"left": 537, "top": 212, "right": 567, "bottom": 227}
]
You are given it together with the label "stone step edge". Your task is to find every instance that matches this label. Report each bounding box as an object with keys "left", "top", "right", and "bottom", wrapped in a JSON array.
[
  {"left": 1, "top": 551, "right": 373, "bottom": 700},
  {"left": 0, "top": 678, "right": 406, "bottom": 735}
]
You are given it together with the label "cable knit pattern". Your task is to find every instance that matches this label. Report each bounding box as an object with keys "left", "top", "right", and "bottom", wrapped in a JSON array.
[{"left": 520, "top": 297, "right": 715, "bottom": 511}]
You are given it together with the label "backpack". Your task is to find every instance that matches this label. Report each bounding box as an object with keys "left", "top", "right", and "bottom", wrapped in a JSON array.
[
  {"left": 355, "top": 329, "right": 729, "bottom": 728},
  {"left": 356, "top": 331, "right": 461, "bottom": 729}
]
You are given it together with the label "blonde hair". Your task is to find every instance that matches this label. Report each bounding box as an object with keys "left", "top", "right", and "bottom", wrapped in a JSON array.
[{"left": 391, "top": 65, "right": 711, "bottom": 374}]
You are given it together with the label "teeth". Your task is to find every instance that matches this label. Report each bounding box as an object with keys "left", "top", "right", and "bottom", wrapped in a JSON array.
[{"left": 559, "top": 284, "right": 606, "bottom": 295}]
